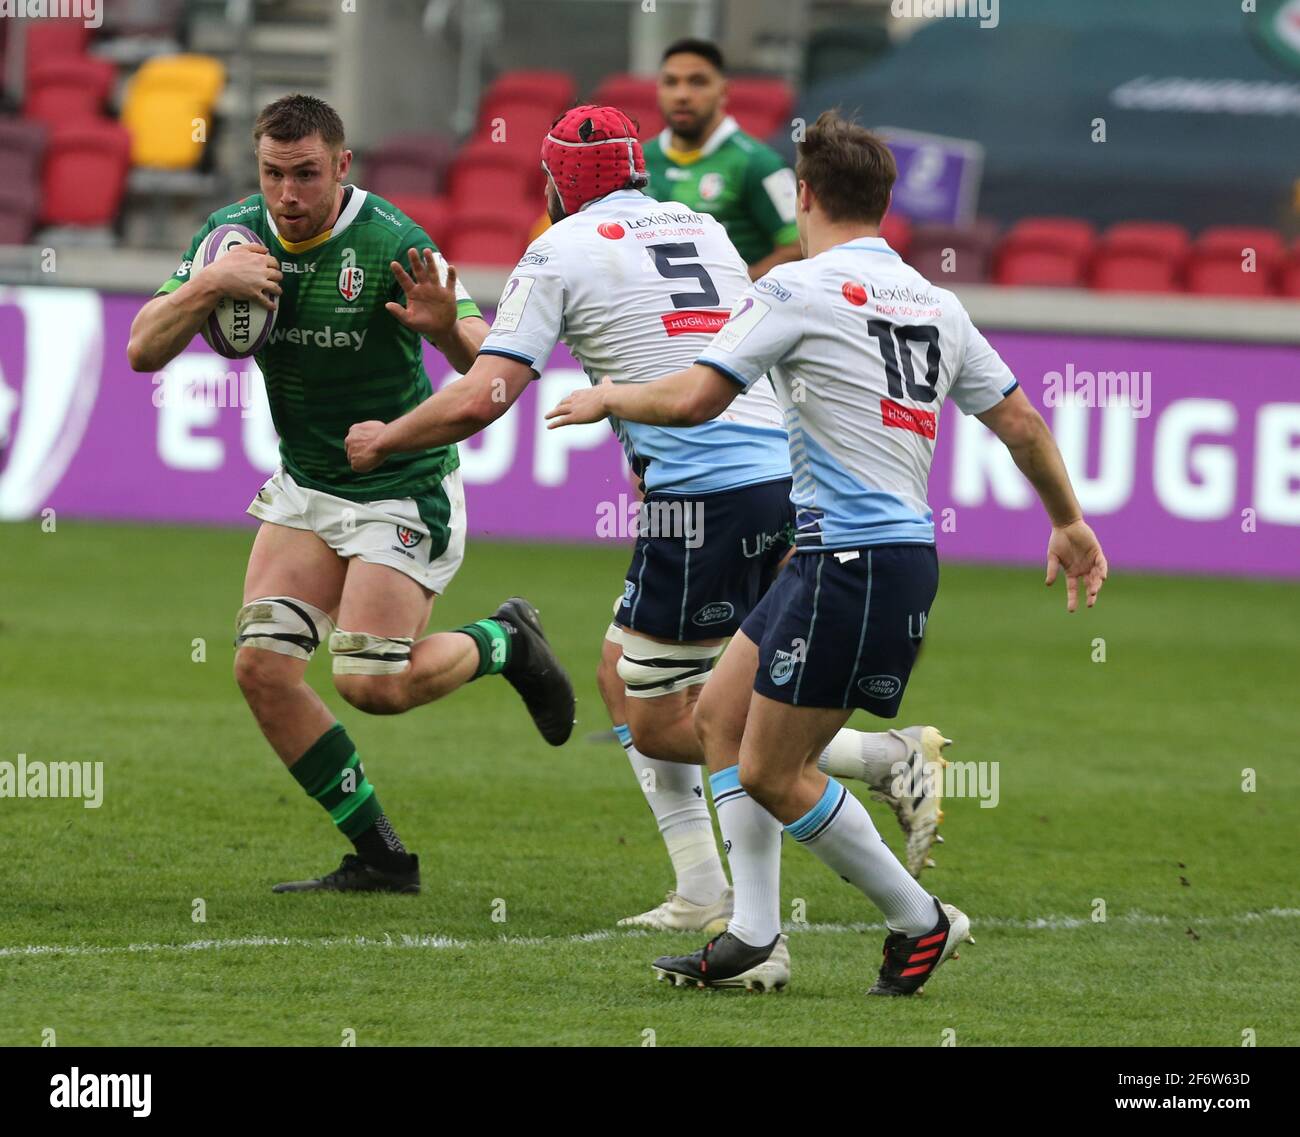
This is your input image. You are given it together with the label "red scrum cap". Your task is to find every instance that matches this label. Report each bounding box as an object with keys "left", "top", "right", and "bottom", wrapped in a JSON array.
[{"left": 541, "top": 104, "right": 648, "bottom": 217}]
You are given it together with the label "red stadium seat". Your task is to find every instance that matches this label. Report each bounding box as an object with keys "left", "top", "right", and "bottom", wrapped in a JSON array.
[
  {"left": 365, "top": 132, "right": 455, "bottom": 198},
  {"left": 24, "top": 56, "right": 117, "bottom": 127},
  {"left": 0, "top": 115, "right": 48, "bottom": 187},
  {"left": 444, "top": 210, "right": 531, "bottom": 267},
  {"left": 1090, "top": 221, "right": 1190, "bottom": 293},
  {"left": 39, "top": 120, "right": 131, "bottom": 227},
  {"left": 383, "top": 194, "right": 451, "bottom": 250},
  {"left": 879, "top": 212, "right": 912, "bottom": 261},
  {"left": 908, "top": 219, "right": 1000, "bottom": 283},
  {"left": 475, "top": 97, "right": 568, "bottom": 152},
  {"left": 481, "top": 70, "right": 575, "bottom": 120},
  {"left": 995, "top": 216, "right": 1096, "bottom": 287},
  {"left": 0, "top": 181, "right": 39, "bottom": 245},
  {"left": 448, "top": 143, "right": 537, "bottom": 214},
  {"left": 1185, "top": 226, "right": 1283, "bottom": 297},
  {"left": 591, "top": 74, "right": 661, "bottom": 139},
  {"left": 1279, "top": 240, "right": 1300, "bottom": 299},
  {"left": 725, "top": 76, "right": 794, "bottom": 140},
  {"left": 24, "top": 18, "right": 90, "bottom": 77}
]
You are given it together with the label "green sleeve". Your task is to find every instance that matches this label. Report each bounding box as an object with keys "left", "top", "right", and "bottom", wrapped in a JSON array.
[
  {"left": 154, "top": 215, "right": 219, "bottom": 297},
  {"left": 395, "top": 225, "right": 482, "bottom": 321},
  {"left": 743, "top": 146, "right": 800, "bottom": 250}
]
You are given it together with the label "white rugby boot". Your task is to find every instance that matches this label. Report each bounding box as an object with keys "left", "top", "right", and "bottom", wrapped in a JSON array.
[
  {"left": 868, "top": 726, "right": 951, "bottom": 878},
  {"left": 618, "top": 887, "right": 733, "bottom": 935}
]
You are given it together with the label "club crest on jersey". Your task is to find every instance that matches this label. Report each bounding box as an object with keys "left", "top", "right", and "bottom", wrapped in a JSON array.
[
  {"left": 337, "top": 248, "right": 363, "bottom": 301},
  {"left": 395, "top": 526, "right": 422, "bottom": 549},
  {"left": 769, "top": 649, "right": 796, "bottom": 686},
  {"left": 698, "top": 172, "right": 725, "bottom": 201}
]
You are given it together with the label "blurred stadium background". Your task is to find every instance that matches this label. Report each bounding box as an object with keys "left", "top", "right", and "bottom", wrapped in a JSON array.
[{"left": 0, "top": 0, "right": 1298, "bottom": 1048}]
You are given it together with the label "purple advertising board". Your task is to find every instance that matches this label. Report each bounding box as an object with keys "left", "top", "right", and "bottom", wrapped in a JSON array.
[
  {"left": 877, "top": 127, "right": 983, "bottom": 226},
  {"left": 0, "top": 287, "right": 1297, "bottom": 579}
]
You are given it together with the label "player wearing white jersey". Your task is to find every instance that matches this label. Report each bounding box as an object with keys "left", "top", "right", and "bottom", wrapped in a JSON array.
[
  {"left": 549, "top": 111, "right": 1108, "bottom": 995},
  {"left": 345, "top": 106, "right": 955, "bottom": 933}
]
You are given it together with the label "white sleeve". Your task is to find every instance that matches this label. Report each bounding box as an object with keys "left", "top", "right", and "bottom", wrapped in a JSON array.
[
  {"left": 478, "top": 243, "right": 566, "bottom": 371},
  {"left": 948, "top": 308, "right": 1019, "bottom": 415},
  {"left": 695, "top": 273, "right": 804, "bottom": 390}
]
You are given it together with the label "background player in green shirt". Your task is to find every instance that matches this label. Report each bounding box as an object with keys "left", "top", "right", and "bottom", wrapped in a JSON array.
[
  {"left": 643, "top": 38, "right": 801, "bottom": 279},
  {"left": 126, "top": 95, "right": 574, "bottom": 895}
]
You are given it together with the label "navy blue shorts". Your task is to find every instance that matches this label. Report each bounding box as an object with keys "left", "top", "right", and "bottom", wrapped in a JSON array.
[
  {"left": 743, "top": 544, "right": 939, "bottom": 715},
  {"left": 618, "top": 478, "right": 795, "bottom": 642}
]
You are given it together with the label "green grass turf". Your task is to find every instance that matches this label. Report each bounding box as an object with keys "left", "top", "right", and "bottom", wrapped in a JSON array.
[{"left": 0, "top": 519, "right": 1296, "bottom": 1046}]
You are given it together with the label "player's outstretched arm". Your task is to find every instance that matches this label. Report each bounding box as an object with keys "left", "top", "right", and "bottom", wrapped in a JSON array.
[
  {"left": 385, "top": 247, "right": 486, "bottom": 374},
  {"left": 127, "top": 244, "right": 282, "bottom": 373},
  {"left": 546, "top": 364, "right": 739, "bottom": 429},
  {"left": 977, "top": 387, "right": 1109, "bottom": 611},
  {"left": 345, "top": 353, "right": 534, "bottom": 472}
]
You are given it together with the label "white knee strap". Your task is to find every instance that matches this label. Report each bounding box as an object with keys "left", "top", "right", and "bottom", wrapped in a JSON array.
[
  {"left": 235, "top": 597, "right": 334, "bottom": 661},
  {"left": 604, "top": 621, "right": 624, "bottom": 646},
  {"left": 329, "top": 630, "right": 413, "bottom": 675},
  {"left": 617, "top": 631, "right": 723, "bottom": 699}
]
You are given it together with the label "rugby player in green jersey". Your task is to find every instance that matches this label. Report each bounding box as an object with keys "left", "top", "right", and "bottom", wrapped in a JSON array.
[
  {"left": 127, "top": 95, "right": 574, "bottom": 894},
  {"left": 644, "top": 38, "right": 801, "bottom": 279}
]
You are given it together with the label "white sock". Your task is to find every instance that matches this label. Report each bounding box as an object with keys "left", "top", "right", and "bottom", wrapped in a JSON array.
[
  {"left": 788, "top": 776, "right": 936, "bottom": 936},
  {"left": 817, "top": 728, "right": 910, "bottom": 789},
  {"left": 616, "top": 725, "right": 727, "bottom": 905},
  {"left": 709, "top": 765, "right": 783, "bottom": 946}
]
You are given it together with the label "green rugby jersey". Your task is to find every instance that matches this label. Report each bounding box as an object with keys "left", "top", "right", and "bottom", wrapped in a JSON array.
[
  {"left": 642, "top": 116, "right": 799, "bottom": 266},
  {"left": 156, "top": 187, "right": 481, "bottom": 502}
]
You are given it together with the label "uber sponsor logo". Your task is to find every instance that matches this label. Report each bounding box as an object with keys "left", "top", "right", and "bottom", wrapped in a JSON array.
[{"left": 49, "top": 1068, "right": 151, "bottom": 1117}]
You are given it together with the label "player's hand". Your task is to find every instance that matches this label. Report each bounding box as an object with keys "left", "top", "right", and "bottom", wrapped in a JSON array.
[
  {"left": 1045, "top": 519, "right": 1108, "bottom": 612},
  {"left": 386, "top": 248, "right": 460, "bottom": 339},
  {"left": 545, "top": 376, "right": 614, "bottom": 428},
  {"left": 203, "top": 243, "right": 282, "bottom": 311},
  {"left": 345, "top": 420, "right": 389, "bottom": 473}
]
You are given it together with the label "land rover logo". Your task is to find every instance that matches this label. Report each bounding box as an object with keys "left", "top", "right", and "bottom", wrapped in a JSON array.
[
  {"left": 858, "top": 674, "right": 901, "bottom": 699},
  {"left": 692, "top": 601, "right": 734, "bottom": 626}
]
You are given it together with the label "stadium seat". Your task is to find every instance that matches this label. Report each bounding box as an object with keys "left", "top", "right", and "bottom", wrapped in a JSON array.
[
  {"left": 384, "top": 194, "right": 452, "bottom": 249},
  {"left": 24, "top": 18, "right": 90, "bottom": 78},
  {"left": 40, "top": 121, "right": 132, "bottom": 227},
  {"left": 1279, "top": 240, "right": 1300, "bottom": 298},
  {"left": 1185, "top": 226, "right": 1283, "bottom": 297},
  {"left": 365, "top": 132, "right": 455, "bottom": 198},
  {"left": 0, "top": 116, "right": 49, "bottom": 188},
  {"left": 908, "top": 219, "right": 1000, "bottom": 283},
  {"left": 1090, "top": 221, "right": 1190, "bottom": 293},
  {"left": 119, "top": 54, "right": 226, "bottom": 168},
  {"left": 995, "top": 216, "right": 1096, "bottom": 287},
  {"left": 474, "top": 97, "right": 568, "bottom": 153},
  {"left": 725, "top": 76, "right": 794, "bottom": 140},
  {"left": 0, "top": 181, "right": 40, "bottom": 245},
  {"left": 879, "top": 212, "right": 912, "bottom": 261},
  {"left": 448, "top": 144, "right": 536, "bottom": 213},
  {"left": 444, "top": 210, "right": 531, "bottom": 266},
  {"left": 480, "top": 70, "right": 575, "bottom": 120},
  {"left": 24, "top": 56, "right": 117, "bottom": 126},
  {"left": 591, "top": 75, "right": 661, "bottom": 138}
]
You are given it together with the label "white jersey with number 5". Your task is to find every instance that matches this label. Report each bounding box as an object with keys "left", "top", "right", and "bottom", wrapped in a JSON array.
[
  {"left": 479, "top": 188, "right": 790, "bottom": 495},
  {"left": 695, "top": 236, "right": 1019, "bottom": 550}
]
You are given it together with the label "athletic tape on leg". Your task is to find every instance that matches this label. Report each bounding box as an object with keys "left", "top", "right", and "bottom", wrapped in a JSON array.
[
  {"left": 329, "top": 630, "right": 414, "bottom": 675},
  {"left": 617, "top": 631, "right": 722, "bottom": 699},
  {"left": 235, "top": 596, "right": 334, "bottom": 661}
]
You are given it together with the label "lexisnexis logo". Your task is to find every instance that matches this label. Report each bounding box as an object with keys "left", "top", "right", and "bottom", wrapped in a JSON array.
[{"left": 0, "top": 288, "right": 103, "bottom": 520}]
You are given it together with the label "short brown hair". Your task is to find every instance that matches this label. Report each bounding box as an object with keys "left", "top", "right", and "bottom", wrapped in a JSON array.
[
  {"left": 253, "top": 94, "right": 345, "bottom": 151},
  {"left": 795, "top": 110, "right": 896, "bottom": 224}
]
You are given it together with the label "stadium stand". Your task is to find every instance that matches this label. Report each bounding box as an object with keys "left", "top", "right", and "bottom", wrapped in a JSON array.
[
  {"left": 590, "top": 74, "right": 660, "bottom": 139},
  {"left": 1089, "top": 222, "right": 1190, "bottom": 294},
  {"left": 41, "top": 120, "right": 132, "bottom": 228},
  {"left": 120, "top": 54, "right": 226, "bottom": 170},
  {"left": 383, "top": 193, "right": 450, "bottom": 250},
  {"left": 995, "top": 217, "right": 1097, "bottom": 288},
  {"left": 23, "top": 56, "right": 117, "bottom": 127},
  {"left": 908, "top": 220, "right": 1000, "bottom": 284},
  {"left": 1185, "top": 226, "right": 1284, "bottom": 298},
  {"left": 363, "top": 132, "right": 455, "bottom": 199}
]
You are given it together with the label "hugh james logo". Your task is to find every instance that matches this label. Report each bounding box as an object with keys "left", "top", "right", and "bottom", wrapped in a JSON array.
[
  {"left": 395, "top": 526, "right": 422, "bottom": 549},
  {"left": 857, "top": 674, "right": 901, "bottom": 700},
  {"left": 769, "top": 649, "right": 796, "bottom": 686},
  {"left": 50, "top": 1068, "right": 150, "bottom": 1117},
  {"left": 692, "top": 602, "right": 735, "bottom": 627}
]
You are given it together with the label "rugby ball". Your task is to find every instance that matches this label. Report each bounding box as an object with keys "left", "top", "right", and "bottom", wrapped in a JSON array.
[{"left": 191, "top": 223, "right": 277, "bottom": 358}]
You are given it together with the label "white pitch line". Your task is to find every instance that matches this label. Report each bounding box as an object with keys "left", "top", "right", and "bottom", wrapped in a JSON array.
[{"left": 1, "top": 908, "right": 1296, "bottom": 961}]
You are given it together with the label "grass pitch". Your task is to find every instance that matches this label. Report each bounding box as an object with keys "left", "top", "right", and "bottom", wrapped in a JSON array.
[{"left": 1, "top": 520, "right": 1296, "bottom": 1046}]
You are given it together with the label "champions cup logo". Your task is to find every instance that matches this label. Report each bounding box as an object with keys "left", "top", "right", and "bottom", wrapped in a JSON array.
[
  {"left": 337, "top": 248, "right": 364, "bottom": 302},
  {"left": 0, "top": 288, "right": 103, "bottom": 521}
]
